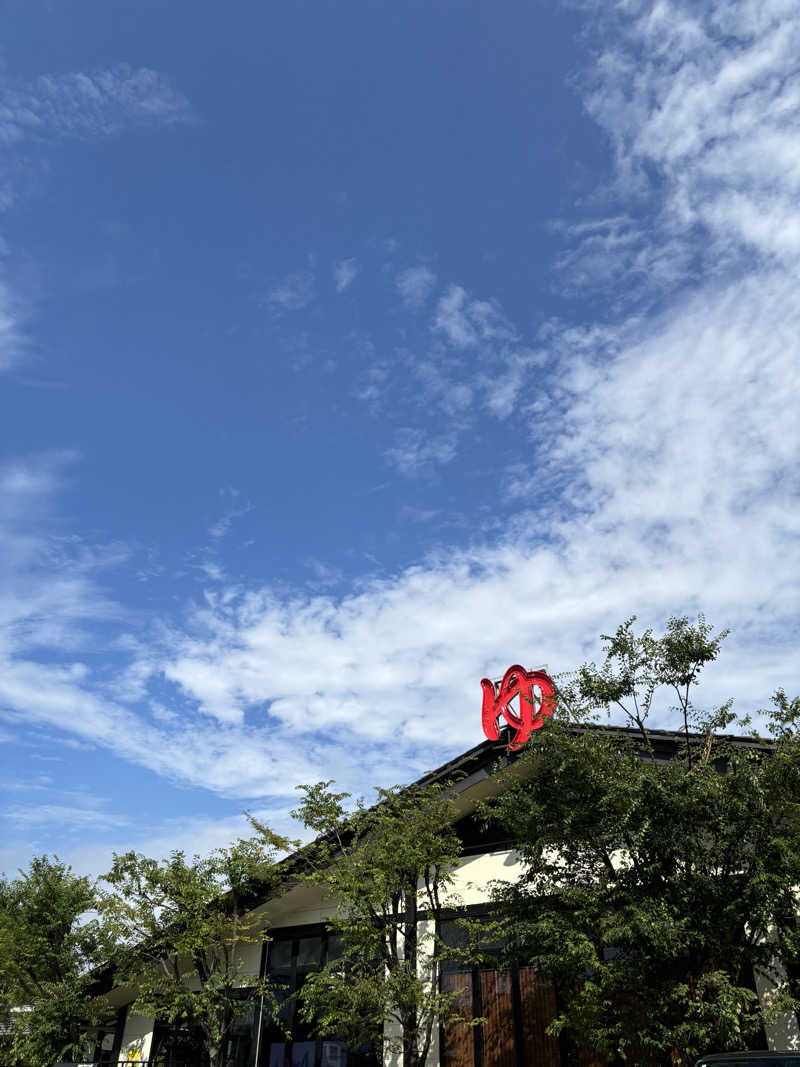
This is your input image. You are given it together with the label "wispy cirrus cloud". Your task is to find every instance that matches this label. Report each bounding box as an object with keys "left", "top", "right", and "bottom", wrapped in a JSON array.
[
  {"left": 3, "top": 802, "right": 129, "bottom": 832},
  {"left": 559, "top": 0, "right": 800, "bottom": 298},
  {"left": 395, "top": 265, "right": 437, "bottom": 311},
  {"left": 0, "top": 454, "right": 324, "bottom": 800},
  {"left": 1, "top": 0, "right": 798, "bottom": 877},
  {"left": 366, "top": 279, "right": 539, "bottom": 472},
  {"left": 384, "top": 427, "right": 459, "bottom": 475},
  {"left": 0, "top": 452, "right": 124, "bottom": 657},
  {"left": 208, "top": 487, "right": 253, "bottom": 540},
  {"left": 266, "top": 269, "right": 315, "bottom": 312},
  {"left": 0, "top": 268, "right": 30, "bottom": 372},
  {"left": 333, "top": 257, "right": 360, "bottom": 293},
  {"left": 139, "top": 0, "right": 798, "bottom": 768},
  {"left": 0, "top": 61, "right": 191, "bottom": 374},
  {"left": 551, "top": 215, "right": 693, "bottom": 304},
  {"left": 0, "top": 449, "right": 79, "bottom": 503},
  {"left": 0, "top": 807, "right": 303, "bottom": 881},
  {"left": 0, "top": 64, "right": 192, "bottom": 145},
  {"left": 432, "top": 284, "right": 516, "bottom": 350}
]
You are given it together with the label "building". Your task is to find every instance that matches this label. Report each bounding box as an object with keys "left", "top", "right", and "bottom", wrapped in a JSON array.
[{"left": 96, "top": 710, "right": 799, "bottom": 1067}]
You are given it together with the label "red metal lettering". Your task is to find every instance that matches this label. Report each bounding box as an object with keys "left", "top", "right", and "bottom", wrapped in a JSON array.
[{"left": 480, "top": 665, "right": 556, "bottom": 750}]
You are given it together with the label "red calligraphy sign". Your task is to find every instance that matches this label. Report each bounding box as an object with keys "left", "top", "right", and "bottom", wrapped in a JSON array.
[{"left": 480, "top": 665, "right": 556, "bottom": 750}]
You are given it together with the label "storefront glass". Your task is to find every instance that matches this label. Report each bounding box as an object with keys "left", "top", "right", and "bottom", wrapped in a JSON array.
[{"left": 257, "top": 927, "right": 375, "bottom": 1067}]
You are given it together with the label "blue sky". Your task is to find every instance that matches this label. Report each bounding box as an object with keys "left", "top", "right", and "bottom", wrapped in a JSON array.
[{"left": 1, "top": 0, "right": 798, "bottom": 875}]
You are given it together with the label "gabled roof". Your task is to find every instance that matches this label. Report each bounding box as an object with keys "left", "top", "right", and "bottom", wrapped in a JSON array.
[
  {"left": 97, "top": 719, "right": 776, "bottom": 996},
  {"left": 251, "top": 719, "right": 775, "bottom": 907},
  {"left": 415, "top": 719, "right": 774, "bottom": 792}
]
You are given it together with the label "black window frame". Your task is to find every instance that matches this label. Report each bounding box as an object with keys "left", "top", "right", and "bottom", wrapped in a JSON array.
[{"left": 255, "top": 923, "right": 375, "bottom": 1067}]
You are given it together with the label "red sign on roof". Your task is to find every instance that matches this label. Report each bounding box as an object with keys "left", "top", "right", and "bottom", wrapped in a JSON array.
[{"left": 481, "top": 665, "right": 556, "bottom": 750}]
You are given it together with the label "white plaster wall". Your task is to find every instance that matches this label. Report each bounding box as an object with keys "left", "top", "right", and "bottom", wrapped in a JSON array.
[
  {"left": 383, "top": 1018, "right": 403, "bottom": 1067},
  {"left": 234, "top": 937, "right": 264, "bottom": 978},
  {"left": 118, "top": 1013, "right": 154, "bottom": 1064},
  {"left": 754, "top": 957, "right": 800, "bottom": 1051},
  {"left": 257, "top": 881, "right": 337, "bottom": 929},
  {"left": 417, "top": 919, "right": 439, "bottom": 1067},
  {"left": 440, "top": 849, "right": 522, "bottom": 908}
]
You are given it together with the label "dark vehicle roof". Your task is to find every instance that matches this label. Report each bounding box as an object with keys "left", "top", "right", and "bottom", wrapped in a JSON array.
[{"left": 695, "top": 1054, "right": 800, "bottom": 1065}]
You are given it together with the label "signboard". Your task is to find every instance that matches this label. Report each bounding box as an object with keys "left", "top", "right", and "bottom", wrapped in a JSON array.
[{"left": 481, "top": 664, "right": 555, "bottom": 750}]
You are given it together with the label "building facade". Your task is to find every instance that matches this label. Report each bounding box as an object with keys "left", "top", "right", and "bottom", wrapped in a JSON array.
[{"left": 104, "top": 725, "right": 800, "bottom": 1067}]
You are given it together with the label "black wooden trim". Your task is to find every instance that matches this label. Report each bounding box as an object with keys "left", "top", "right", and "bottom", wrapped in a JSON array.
[
  {"left": 112, "top": 1004, "right": 129, "bottom": 1063},
  {"left": 510, "top": 961, "right": 527, "bottom": 1067},
  {"left": 267, "top": 920, "right": 330, "bottom": 940},
  {"left": 472, "top": 966, "right": 483, "bottom": 1067}
]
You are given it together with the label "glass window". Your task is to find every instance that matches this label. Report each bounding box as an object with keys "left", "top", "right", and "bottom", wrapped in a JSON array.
[
  {"left": 291, "top": 1041, "right": 317, "bottom": 1067},
  {"left": 297, "top": 936, "right": 323, "bottom": 969},
  {"left": 321, "top": 1042, "right": 348, "bottom": 1067},
  {"left": 269, "top": 940, "right": 293, "bottom": 973},
  {"left": 439, "top": 918, "right": 472, "bottom": 975},
  {"left": 327, "top": 935, "right": 344, "bottom": 962},
  {"left": 151, "top": 1021, "right": 208, "bottom": 1067},
  {"left": 268, "top": 1042, "right": 287, "bottom": 1067},
  {"left": 257, "top": 928, "right": 376, "bottom": 1067}
]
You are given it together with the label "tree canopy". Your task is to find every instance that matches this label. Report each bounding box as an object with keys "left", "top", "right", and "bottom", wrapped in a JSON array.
[
  {"left": 282, "top": 779, "right": 471, "bottom": 1067},
  {"left": 484, "top": 616, "right": 800, "bottom": 1065},
  {"left": 3, "top": 615, "right": 797, "bottom": 1067},
  {"left": 101, "top": 830, "right": 294, "bottom": 1067},
  {"left": 0, "top": 855, "right": 113, "bottom": 1067}
]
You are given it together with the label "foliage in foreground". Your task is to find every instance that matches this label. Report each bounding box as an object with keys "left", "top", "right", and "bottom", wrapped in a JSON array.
[
  {"left": 101, "top": 830, "right": 294, "bottom": 1067},
  {"left": 279, "top": 779, "right": 470, "bottom": 1067},
  {"left": 484, "top": 616, "right": 800, "bottom": 1066},
  {"left": 0, "top": 856, "right": 113, "bottom": 1067}
]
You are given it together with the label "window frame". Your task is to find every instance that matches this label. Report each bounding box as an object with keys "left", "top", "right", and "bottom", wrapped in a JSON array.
[{"left": 255, "top": 923, "right": 373, "bottom": 1067}]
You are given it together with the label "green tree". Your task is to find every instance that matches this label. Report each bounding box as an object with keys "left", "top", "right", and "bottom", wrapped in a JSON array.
[
  {"left": 283, "top": 780, "right": 471, "bottom": 1067},
  {"left": 0, "top": 855, "right": 113, "bottom": 1067},
  {"left": 484, "top": 616, "right": 800, "bottom": 1065},
  {"left": 101, "top": 831, "right": 293, "bottom": 1067}
]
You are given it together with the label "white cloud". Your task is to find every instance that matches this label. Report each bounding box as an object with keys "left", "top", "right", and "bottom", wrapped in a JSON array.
[
  {"left": 0, "top": 458, "right": 337, "bottom": 801},
  {"left": 124, "top": 0, "right": 798, "bottom": 789},
  {"left": 432, "top": 284, "right": 516, "bottom": 350},
  {"left": 2, "top": 254, "right": 798, "bottom": 807},
  {"left": 364, "top": 283, "right": 531, "bottom": 456},
  {"left": 552, "top": 215, "right": 692, "bottom": 303},
  {"left": 565, "top": 0, "right": 800, "bottom": 296},
  {"left": 198, "top": 560, "right": 226, "bottom": 582},
  {"left": 396, "top": 265, "right": 437, "bottom": 310},
  {"left": 0, "top": 806, "right": 305, "bottom": 880},
  {"left": 0, "top": 450, "right": 78, "bottom": 503},
  {"left": 349, "top": 278, "right": 534, "bottom": 467},
  {"left": 0, "top": 272, "right": 28, "bottom": 372},
  {"left": 209, "top": 488, "right": 253, "bottom": 540},
  {"left": 0, "top": 63, "right": 191, "bottom": 375},
  {"left": 266, "top": 270, "right": 315, "bottom": 312},
  {"left": 2, "top": 803, "right": 129, "bottom": 832},
  {"left": 0, "top": 454, "right": 122, "bottom": 658},
  {"left": 0, "top": 65, "right": 191, "bottom": 145},
  {"left": 384, "top": 428, "right": 459, "bottom": 475},
  {"left": 0, "top": 652, "right": 323, "bottom": 798},
  {"left": 333, "top": 258, "right": 360, "bottom": 293},
  {"left": 0, "top": 0, "right": 798, "bottom": 844},
  {"left": 352, "top": 358, "right": 392, "bottom": 412}
]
